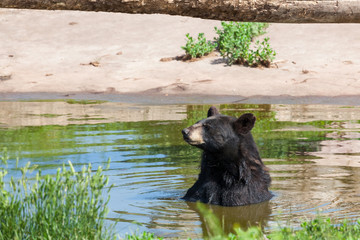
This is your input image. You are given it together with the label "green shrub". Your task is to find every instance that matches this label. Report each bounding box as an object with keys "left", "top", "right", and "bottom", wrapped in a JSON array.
[
  {"left": 215, "top": 22, "right": 275, "bottom": 67},
  {"left": 215, "top": 22, "right": 268, "bottom": 50},
  {"left": 181, "top": 33, "right": 216, "bottom": 59},
  {"left": 0, "top": 149, "right": 116, "bottom": 240},
  {"left": 252, "top": 38, "right": 276, "bottom": 67},
  {"left": 181, "top": 22, "right": 275, "bottom": 67}
]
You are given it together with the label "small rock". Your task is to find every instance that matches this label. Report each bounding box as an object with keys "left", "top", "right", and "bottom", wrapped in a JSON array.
[
  {"left": 90, "top": 61, "right": 100, "bottom": 67},
  {"left": 0, "top": 74, "right": 12, "bottom": 81}
]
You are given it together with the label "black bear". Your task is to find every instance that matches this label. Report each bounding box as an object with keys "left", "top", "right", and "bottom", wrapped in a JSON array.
[{"left": 181, "top": 106, "right": 272, "bottom": 206}]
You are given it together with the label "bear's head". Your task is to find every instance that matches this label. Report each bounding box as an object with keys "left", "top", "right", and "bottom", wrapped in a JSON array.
[{"left": 182, "top": 106, "right": 256, "bottom": 153}]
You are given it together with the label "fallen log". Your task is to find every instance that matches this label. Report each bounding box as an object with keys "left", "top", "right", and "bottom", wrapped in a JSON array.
[{"left": 1, "top": 0, "right": 360, "bottom": 23}]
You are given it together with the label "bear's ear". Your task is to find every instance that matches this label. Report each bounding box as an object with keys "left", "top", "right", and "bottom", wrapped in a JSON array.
[
  {"left": 207, "top": 106, "right": 220, "bottom": 117},
  {"left": 234, "top": 113, "right": 256, "bottom": 134}
]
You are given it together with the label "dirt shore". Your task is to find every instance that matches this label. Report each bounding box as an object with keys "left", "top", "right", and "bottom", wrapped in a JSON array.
[{"left": 1, "top": 8, "right": 360, "bottom": 104}]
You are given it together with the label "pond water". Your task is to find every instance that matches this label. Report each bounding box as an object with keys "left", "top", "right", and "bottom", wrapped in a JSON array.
[{"left": 1, "top": 101, "right": 360, "bottom": 239}]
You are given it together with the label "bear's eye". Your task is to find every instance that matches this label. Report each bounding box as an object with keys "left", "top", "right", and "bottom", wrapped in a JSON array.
[{"left": 203, "top": 124, "right": 211, "bottom": 131}]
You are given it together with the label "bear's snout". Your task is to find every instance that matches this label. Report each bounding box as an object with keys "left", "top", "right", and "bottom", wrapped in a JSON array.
[
  {"left": 182, "top": 128, "right": 190, "bottom": 137},
  {"left": 182, "top": 125, "right": 204, "bottom": 146},
  {"left": 182, "top": 128, "right": 191, "bottom": 142}
]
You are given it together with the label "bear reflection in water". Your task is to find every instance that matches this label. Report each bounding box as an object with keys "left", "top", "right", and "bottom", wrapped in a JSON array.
[
  {"left": 182, "top": 106, "right": 272, "bottom": 206},
  {"left": 186, "top": 200, "right": 272, "bottom": 236}
]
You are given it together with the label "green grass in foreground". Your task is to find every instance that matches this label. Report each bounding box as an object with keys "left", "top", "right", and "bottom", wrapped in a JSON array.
[
  {"left": 270, "top": 218, "right": 360, "bottom": 240},
  {"left": 1, "top": 148, "right": 359, "bottom": 240},
  {"left": 0, "top": 149, "right": 116, "bottom": 240}
]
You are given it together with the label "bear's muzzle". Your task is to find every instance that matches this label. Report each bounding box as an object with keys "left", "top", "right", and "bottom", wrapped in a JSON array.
[{"left": 182, "top": 125, "right": 204, "bottom": 146}]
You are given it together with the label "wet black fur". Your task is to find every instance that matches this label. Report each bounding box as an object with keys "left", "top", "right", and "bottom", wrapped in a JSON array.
[{"left": 181, "top": 106, "right": 272, "bottom": 206}]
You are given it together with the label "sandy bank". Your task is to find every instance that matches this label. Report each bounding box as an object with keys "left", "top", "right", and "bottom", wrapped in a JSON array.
[{"left": 1, "top": 9, "right": 360, "bottom": 104}]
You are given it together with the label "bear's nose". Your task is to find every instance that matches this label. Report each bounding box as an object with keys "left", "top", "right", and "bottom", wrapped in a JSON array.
[{"left": 182, "top": 128, "right": 190, "bottom": 136}]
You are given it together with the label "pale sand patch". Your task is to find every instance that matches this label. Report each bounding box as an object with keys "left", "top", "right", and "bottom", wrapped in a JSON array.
[{"left": 1, "top": 8, "right": 360, "bottom": 102}]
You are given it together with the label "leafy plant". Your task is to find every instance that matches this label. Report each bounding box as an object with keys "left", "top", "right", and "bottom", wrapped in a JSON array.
[
  {"left": 181, "top": 33, "right": 216, "bottom": 59},
  {"left": 0, "top": 149, "right": 116, "bottom": 240},
  {"left": 252, "top": 38, "right": 276, "bottom": 67},
  {"left": 215, "top": 22, "right": 275, "bottom": 67},
  {"left": 181, "top": 22, "right": 275, "bottom": 67},
  {"left": 215, "top": 22, "right": 267, "bottom": 51}
]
